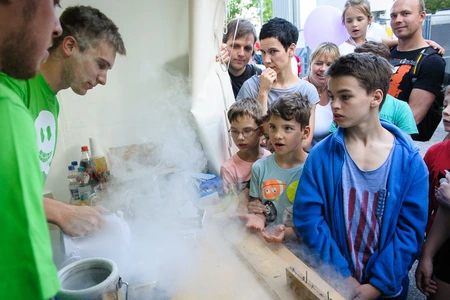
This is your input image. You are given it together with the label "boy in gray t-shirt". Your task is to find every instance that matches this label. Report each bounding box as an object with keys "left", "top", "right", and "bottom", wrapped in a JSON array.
[{"left": 242, "top": 92, "right": 311, "bottom": 243}]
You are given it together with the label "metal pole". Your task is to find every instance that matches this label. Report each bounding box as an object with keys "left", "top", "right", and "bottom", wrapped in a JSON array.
[{"left": 260, "top": 0, "right": 263, "bottom": 26}]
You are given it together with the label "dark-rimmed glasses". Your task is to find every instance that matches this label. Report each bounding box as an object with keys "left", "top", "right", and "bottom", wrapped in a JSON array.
[{"left": 228, "top": 126, "right": 260, "bottom": 138}]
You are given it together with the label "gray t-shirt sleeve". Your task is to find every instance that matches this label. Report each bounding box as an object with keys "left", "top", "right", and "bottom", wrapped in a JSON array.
[
  {"left": 236, "top": 75, "right": 260, "bottom": 100},
  {"left": 303, "top": 81, "right": 320, "bottom": 105}
]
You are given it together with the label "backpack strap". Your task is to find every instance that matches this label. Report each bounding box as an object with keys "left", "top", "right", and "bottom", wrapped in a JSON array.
[{"left": 410, "top": 47, "right": 438, "bottom": 81}]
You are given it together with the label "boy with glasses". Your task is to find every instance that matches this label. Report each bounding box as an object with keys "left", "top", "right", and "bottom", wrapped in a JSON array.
[
  {"left": 244, "top": 93, "right": 310, "bottom": 244},
  {"left": 220, "top": 98, "right": 271, "bottom": 213}
]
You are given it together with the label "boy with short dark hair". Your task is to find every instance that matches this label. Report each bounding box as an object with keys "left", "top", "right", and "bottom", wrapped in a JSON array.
[
  {"left": 244, "top": 92, "right": 310, "bottom": 243},
  {"left": 293, "top": 53, "right": 428, "bottom": 299},
  {"left": 220, "top": 98, "right": 270, "bottom": 212}
]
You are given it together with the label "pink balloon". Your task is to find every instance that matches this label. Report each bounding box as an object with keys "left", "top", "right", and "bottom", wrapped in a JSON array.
[{"left": 304, "top": 6, "right": 348, "bottom": 50}]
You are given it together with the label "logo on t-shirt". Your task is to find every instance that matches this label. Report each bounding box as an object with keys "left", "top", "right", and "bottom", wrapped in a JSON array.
[
  {"left": 389, "top": 64, "right": 411, "bottom": 98},
  {"left": 260, "top": 179, "right": 286, "bottom": 202},
  {"left": 34, "top": 110, "right": 56, "bottom": 175}
]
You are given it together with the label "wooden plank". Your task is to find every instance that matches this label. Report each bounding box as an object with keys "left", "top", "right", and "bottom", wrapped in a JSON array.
[
  {"left": 223, "top": 226, "right": 346, "bottom": 300},
  {"left": 225, "top": 228, "right": 298, "bottom": 300},
  {"left": 272, "top": 245, "right": 346, "bottom": 300},
  {"left": 205, "top": 196, "right": 346, "bottom": 300}
]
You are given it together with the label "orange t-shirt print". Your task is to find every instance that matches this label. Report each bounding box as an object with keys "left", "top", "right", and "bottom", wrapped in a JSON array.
[{"left": 389, "top": 64, "right": 411, "bottom": 98}]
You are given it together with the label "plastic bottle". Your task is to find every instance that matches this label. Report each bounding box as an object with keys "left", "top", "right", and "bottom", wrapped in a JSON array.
[
  {"left": 80, "top": 146, "right": 98, "bottom": 189},
  {"left": 67, "top": 165, "right": 80, "bottom": 203},
  {"left": 89, "top": 137, "right": 110, "bottom": 183},
  {"left": 76, "top": 166, "right": 92, "bottom": 205},
  {"left": 71, "top": 160, "right": 78, "bottom": 170}
]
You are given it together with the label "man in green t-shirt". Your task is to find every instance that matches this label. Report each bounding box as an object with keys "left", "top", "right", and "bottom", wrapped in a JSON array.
[
  {"left": 0, "top": 6, "right": 127, "bottom": 238},
  {"left": 0, "top": 1, "right": 62, "bottom": 299}
]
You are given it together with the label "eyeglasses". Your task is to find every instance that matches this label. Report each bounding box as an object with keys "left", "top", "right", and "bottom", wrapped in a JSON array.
[{"left": 228, "top": 127, "right": 260, "bottom": 138}]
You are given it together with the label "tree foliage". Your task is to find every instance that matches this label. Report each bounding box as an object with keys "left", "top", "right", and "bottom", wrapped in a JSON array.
[
  {"left": 425, "top": 0, "right": 450, "bottom": 13},
  {"left": 227, "top": 0, "right": 273, "bottom": 23},
  {"left": 262, "top": 0, "right": 273, "bottom": 22}
]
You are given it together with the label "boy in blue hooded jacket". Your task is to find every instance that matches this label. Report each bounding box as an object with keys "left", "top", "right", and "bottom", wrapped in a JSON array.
[{"left": 293, "top": 53, "right": 428, "bottom": 300}]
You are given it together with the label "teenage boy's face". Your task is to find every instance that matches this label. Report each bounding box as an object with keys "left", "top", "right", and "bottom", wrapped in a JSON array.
[
  {"left": 328, "top": 75, "right": 378, "bottom": 128},
  {"left": 229, "top": 114, "right": 261, "bottom": 153},
  {"left": 63, "top": 41, "right": 116, "bottom": 95},
  {"left": 268, "top": 115, "right": 305, "bottom": 155},
  {"left": 344, "top": 7, "right": 371, "bottom": 40},
  {"left": 226, "top": 35, "right": 255, "bottom": 73},
  {"left": 442, "top": 88, "right": 450, "bottom": 133},
  {"left": 260, "top": 37, "right": 295, "bottom": 74}
]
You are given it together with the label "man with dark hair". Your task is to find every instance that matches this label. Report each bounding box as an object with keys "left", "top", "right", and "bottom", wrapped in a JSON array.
[
  {"left": 0, "top": 5, "right": 127, "bottom": 238},
  {"left": 216, "top": 18, "right": 261, "bottom": 97},
  {"left": 0, "top": 1, "right": 63, "bottom": 298},
  {"left": 389, "top": 0, "right": 446, "bottom": 141}
]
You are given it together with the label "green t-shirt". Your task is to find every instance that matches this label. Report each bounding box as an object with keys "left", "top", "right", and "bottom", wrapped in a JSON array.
[
  {"left": 0, "top": 72, "right": 59, "bottom": 181},
  {"left": 330, "top": 94, "right": 418, "bottom": 134},
  {"left": 0, "top": 79, "right": 60, "bottom": 298}
]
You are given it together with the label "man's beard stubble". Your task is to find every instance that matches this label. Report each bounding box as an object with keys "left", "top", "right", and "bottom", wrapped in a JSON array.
[{"left": 0, "top": 16, "right": 42, "bottom": 80}]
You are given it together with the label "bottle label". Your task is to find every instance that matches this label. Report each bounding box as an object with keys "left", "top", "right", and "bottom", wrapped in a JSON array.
[
  {"left": 70, "top": 188, "right": 80, "bottom": 200},
  {"left": 78, "top": 185, "right": 92, "bottom": 200}
]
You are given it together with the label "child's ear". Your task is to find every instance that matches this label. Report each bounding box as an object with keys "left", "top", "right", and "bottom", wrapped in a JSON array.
[
  {"left": 371, "top": 89, "right": 383, "bottom": 108},
  {"left": 302, "top": 125, "right": 311, "bottom": 140}
]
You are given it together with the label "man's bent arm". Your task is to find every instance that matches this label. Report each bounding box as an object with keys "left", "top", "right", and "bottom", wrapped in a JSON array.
[{"left": 409, "top": 88, "right": 436, "bottom": 124}]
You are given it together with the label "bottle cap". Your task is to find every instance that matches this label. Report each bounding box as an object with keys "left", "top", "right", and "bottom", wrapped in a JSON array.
[
  {"left": 71, "top": 161, "right": 78, "bottom": 166},
  {"left": 89, "top": 137, "right": 104, "bottom": 157},
  {"left": 81, "top": 146, "right": 89, "bottom": 152},
  {"left": 78, "top": 166, "right": 85, "bottom": 172},
  {"left": 68, "top": 165, "right": 74, "bottom": 171}
]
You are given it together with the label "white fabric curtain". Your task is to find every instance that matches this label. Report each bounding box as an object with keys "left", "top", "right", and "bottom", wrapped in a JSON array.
[{"left": 189, "top": 0, "right": 236, "bottom": 175}]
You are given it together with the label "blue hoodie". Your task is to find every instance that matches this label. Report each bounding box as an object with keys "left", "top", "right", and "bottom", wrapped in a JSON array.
[{"left": 293, "top": 120, "right": 428, "bottom": 297}]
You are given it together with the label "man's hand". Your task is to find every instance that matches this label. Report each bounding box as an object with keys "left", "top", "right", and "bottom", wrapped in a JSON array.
[
  {"left": 59, "top": 205, "right": 107, "bottom": 237},
  {"left": 240, "top": 213, "right": 265, "bottom": 231},
  {"left": 352, "top": 284, "right": 381, "bottom": 300},
  {"left": 44, "top": 197, "right": 107, "bottom": 237},
  {"left": 248, "top": 199, "right": 267, "bottom": 214},
  {"left": 215, "top": 43, "right": 230, "bottom": 64},
  {"left": 261, "top": 224, "right": 285, "bottom": 243}
]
